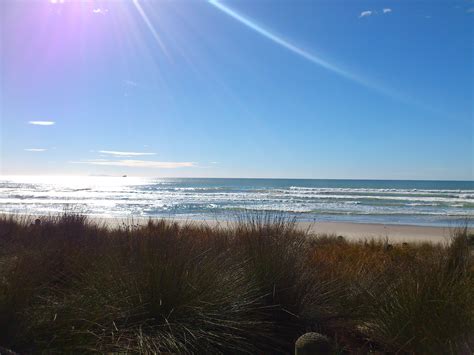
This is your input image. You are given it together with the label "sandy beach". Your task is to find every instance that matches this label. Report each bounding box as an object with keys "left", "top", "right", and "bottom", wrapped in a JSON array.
[
  {"left": 298, "top": 221, "right": 456, "bottom": 243},
  {"left": 85, "top": 216, "right": 464, "bottom": 244},
  {"left": 7, "top": 213, "right": 467, "bottom": 243}
]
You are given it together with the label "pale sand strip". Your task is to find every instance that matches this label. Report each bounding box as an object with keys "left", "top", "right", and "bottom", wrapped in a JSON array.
[
  {"left": 88, "top": 217, "right": 464, "bottom": 244},
  {"left": 297, "top": 221, "right": 456, "bottom": 244},
  {"left": 6, "top": 214, "right": 465, "bottom": 244}
]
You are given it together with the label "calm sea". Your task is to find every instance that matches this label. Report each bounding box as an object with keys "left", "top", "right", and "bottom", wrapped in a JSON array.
[{"left": 0, "top": 176, "right": 473, "bottom": 227}]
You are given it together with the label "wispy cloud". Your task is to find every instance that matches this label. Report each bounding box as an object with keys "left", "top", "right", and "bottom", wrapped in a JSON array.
[
  {"left": 359, "top": 9, "right": 391, "bottom": 18},
  {"left": 359, "top": 10, "right": 373, "bottom": 18},
  {"left": 124, "top": 80, "right": 138, "bottom": 86},
  {"left": 467, "top": 7, "right": 474, "bottom": 13},
  {"left": 28, "top": 121, "right": 55, "bottom": 126},
  {"left": 99, "top": 150, "right": 156, "bottom": 157},
  {"left": 71, "top": 159, "right": 196, "bottom": 169},
  {"left": 24, "top": 148, "right": 47, "bottom": 152},
  {"left": 92, "top": 8, "right": 108, "bottom": 14}
]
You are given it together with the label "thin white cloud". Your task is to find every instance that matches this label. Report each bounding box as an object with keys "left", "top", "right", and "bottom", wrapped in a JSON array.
[
  {"left": 124, "top": 80, "right": 138, "bottom": 86},
  {"left": 99, "top": 150, "right": 156, "bottom": 157},
  {"left": 92, "top": 8, "right": 108, "bottom": 14},
  {"left": 71, "top": 159, "right": 196, "bottom": 169},
  {"left": 467, "top": 7, "right": 474, "bottom": 13},
  {"left": 359, "top": 10, "right": 373, "bottom": 18},
  {"left": 25, "top": 148, "right": 47, "bottom": 152},
  {"left": 383, "top": 8, "right": 392, "bottom": 14},
  {"left": 28, "top": 121, "right": 55, "bottom": 126}
]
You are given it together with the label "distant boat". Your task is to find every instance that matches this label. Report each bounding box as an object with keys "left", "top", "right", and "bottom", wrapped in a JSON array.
[{"left": 122, "top": 175, "right": 127, "bottom": 178}]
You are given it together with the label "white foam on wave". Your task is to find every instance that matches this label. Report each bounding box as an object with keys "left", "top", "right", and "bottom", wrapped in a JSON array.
[
  {"left": 1, "top": 178, "right": 472, "bottom": 222},
  {"left": 286, "top": 186, "right": 473, "bottom": 196}
]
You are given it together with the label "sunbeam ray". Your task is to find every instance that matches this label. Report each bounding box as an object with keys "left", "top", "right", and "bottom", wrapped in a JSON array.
[
  {"left": 207, "top": 0, "right": 414, "bottom": 106},
  {"left": 208, "top": 0, "right": 363, "bottom": 84},
  {"left": 132, "top": 0, "right": 169, "bottom": 58}
]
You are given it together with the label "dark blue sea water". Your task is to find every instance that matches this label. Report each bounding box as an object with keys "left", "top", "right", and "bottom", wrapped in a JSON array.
[{"left": 0, "top": 176, "right": 473, "bottom": 226}]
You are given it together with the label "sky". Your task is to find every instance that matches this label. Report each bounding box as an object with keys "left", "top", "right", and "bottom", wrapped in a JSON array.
[{"left": 0, "top": 0, "right": 473, "bottom": 180}]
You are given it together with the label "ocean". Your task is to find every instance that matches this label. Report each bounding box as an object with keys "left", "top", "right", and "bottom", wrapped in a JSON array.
[{"left": 0, "top": 176, "right": 472, "bottom": 227}]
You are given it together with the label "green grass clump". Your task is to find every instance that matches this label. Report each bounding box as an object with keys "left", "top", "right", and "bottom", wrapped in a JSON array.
[{"left": 0, "top": 213, "right": 472, "bottom": 353}]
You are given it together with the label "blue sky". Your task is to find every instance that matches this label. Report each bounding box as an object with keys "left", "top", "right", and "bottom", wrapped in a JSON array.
[{"left": 1, "top": 0, "right": 472, "bottom": 179}]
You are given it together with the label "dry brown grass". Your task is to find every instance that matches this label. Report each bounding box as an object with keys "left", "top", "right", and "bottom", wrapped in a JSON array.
[{"left": 0, "top": 213, "right": 472, "bottom": 353}]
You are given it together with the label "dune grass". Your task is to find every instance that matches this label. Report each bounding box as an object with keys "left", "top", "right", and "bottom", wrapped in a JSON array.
[{"left": 0, "top": 214, "right": 472, "bottom": 353}]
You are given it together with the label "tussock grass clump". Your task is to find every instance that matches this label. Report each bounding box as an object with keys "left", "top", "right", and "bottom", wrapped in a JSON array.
[
  {"left": 308, "top": 229, "right": 474, "bottom": 353},
  {"left": 0, "top": 216, "right": 271, "bottom": 353},
  {"left": 0, "top": 213, "right": 472, "bottom": 353},
  {"left": 358, "top": 228, "right": 474, "bottom": 354}
]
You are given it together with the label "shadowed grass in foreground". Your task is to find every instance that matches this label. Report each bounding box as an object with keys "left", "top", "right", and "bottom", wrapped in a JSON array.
[{"left": 0, "top": 214, "right": 472, "bottom": 353}]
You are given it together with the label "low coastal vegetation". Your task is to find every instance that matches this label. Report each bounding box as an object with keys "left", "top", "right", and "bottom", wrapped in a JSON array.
[{"left": 0, "top": 214, "right": 472, "bottom": 353}]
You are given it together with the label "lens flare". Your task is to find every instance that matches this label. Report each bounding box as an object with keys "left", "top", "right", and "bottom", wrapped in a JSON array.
[
  {"left": 208, "top": 0, "right": 362, "bottom": 84},
  {"left": 207, "top": 0, "right": 418, "bottom": 107},
  {"left": 132, "top": 0, "right": 169, "bottom": 58}
]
